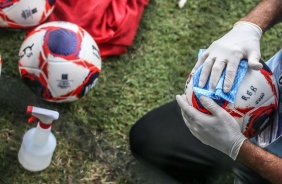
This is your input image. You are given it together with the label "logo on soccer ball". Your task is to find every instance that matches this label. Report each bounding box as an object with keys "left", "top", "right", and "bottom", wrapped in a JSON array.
[
  {"left": 57, "top": 74, "right": 72, "bottom": 89},
  {"left": 19, "top": 43, "right": 34, "bottom": 59},
  {"left": 21, "top": 7, "right": 37, "bottom": 20}
]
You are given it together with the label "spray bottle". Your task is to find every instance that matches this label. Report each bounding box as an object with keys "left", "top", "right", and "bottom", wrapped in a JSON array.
[{"left": 18, "top": 106, "right": 59, "bottom": 172}]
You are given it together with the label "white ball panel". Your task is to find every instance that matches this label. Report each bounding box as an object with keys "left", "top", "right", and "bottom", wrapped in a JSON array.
[
  {"left": 185, "top": 78, "right": 193, "bottom": 105},
  {"left": 79, "top": 29, "right": 102, "bottom": 70},
  {"left": 234, "top": 68, "right": 275, "bottom": 108},
  {"left": 47, "top": 62, "right": 90, "bottom": 96},
  {"left": 1, "top": 0, "right": 53, "bottom": 27},
  {"left": 241, "top": 96, "right": 277, "bottom": 133},
  {"left": 18, "top": 31, "right": 45, "bottom": 68}
]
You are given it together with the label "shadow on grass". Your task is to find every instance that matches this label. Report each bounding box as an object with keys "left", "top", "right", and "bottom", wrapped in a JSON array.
[{"left": 124, "top": 159, "right": 234, "bottom": 184}]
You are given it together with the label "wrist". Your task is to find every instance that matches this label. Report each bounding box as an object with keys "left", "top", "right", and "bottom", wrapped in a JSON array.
[
  {"left": 239, "top": 0, "right": 282, "bottom": 32},
  {"left": 230, "top": 133, "right": 247, "bottom": 160},
  {"left": 233, "top": 21, "right": 263, "bottom": 38}
]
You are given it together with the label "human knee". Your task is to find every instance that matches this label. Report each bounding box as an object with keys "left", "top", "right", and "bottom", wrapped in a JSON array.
[{"left": 129, "top": 118, "right": 148, "bottom": 159}]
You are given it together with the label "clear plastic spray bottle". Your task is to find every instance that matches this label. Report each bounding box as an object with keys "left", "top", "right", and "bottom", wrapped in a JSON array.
[{"left": 18, "top": 106, "right": 59, "bottom": 171}]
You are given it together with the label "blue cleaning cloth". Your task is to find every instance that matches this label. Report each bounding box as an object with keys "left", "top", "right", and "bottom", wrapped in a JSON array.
[{"left": 192, "top": 49, "right": 248, "bottom": 103}]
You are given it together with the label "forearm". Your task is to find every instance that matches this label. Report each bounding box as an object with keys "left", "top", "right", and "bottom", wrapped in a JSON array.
[
  {"left": 240, "top": 0, "right": 282, "bottom": 32},
  {"left": 236, "top": 140, "right": 282, "bottom": 183}
]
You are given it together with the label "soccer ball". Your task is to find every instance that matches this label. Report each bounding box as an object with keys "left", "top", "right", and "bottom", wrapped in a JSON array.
[
  {"left": 184, "top": 61, "right": 279, "bottom": 138},
  {"left": 0, "top": 0, "right": 55, "bottom": 28},
  {"left": 18, "top": 21, "right": 102, "bottom": 103}
]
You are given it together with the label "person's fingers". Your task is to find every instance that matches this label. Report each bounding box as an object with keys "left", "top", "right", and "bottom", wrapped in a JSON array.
[
  {"left": 247, "top": 51, "right": 262, "bottom": 70},
  {"left": 208, "top": 59, "right": 227, "bottom": 91},
  {"left": 177, "top": 95, "right": 197, "bottom": 127},
  {"left": 176, "top": 95, "right": 208, "bottom": 125},
  {"left": 192, "top": 52, "right": 208, "bottom": 74},
  {"left": 198, "top": 96, "right": 221, "bottom": 116},
  {"left": 180, "top": 109, "right": 193, "bottom": 130},
  {"left": 180, "top": 94, "right": 188, "bottom": 103},
  {"left": 176, "top": 95, "right": 190, "bottom": 112},
  {"left": 176, "top": 95, "right": 197, "bottom": 121},
  {"left": 198, "top": 57, "right": 215, "bottom": 88},
  {"left": 223, "top": 59, "right": 239, "bottom": 93}
]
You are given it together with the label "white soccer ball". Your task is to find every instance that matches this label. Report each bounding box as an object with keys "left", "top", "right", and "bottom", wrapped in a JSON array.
[
  {"left": 184, "top": 62, "right": 279, "bottom": 138},
  {"left": 18, "top": 21, "right": 102, "bottom": 103},
  {"left": 0, "top": 0, "right": 55, "bottom": 28}
]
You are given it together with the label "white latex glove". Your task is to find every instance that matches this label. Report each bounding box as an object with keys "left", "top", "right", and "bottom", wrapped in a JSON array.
[
  {"left": 193, "top": 21, "right": 263, "bottom": 93},
  {"left": 176, "top": 94, "right": 247, "bottom": 160}
]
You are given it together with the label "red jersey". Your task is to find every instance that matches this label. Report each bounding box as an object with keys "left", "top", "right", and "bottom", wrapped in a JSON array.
[{"left": 44, "top": 0, "right": 149, "bottom": 59}]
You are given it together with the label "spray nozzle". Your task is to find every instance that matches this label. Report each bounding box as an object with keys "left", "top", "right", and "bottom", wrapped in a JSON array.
[{"left": 27, "top": 106, "right": 59, "bottom": 129}]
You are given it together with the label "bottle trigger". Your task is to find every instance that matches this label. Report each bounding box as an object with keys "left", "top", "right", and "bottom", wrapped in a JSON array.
[{"left": 28, "top": 116, "right": 36, "bottom": 123}]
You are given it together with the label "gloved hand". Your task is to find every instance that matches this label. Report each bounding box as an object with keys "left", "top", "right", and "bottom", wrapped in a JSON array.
[
  {"left": 176, "top": 94, "right": 247, "bottom": 160},
  {"left": 193, "top": 21, "right": 263, "bottom": 93}
]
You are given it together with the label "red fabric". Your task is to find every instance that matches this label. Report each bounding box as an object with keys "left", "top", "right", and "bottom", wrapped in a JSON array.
[{"left": 43, "top": 0, "right": 149, "bottom": 60}]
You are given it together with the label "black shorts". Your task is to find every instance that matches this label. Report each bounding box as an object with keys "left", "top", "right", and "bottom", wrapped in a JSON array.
[{"left": 129, "top": 100, "right": 270, "bottom": 184}]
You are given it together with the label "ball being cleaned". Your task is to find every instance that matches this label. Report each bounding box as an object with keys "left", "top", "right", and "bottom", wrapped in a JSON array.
[{"left": 184, "top": 61, "right": 279, "bottom": 138}]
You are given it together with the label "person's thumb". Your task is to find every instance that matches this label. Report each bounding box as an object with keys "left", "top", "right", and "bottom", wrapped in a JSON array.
[
  {"left": 247, "top": 51, "right": 262, "bottom": 70},
  {"left": 199, "top": 96, "right": 221, "bottom": 116}
]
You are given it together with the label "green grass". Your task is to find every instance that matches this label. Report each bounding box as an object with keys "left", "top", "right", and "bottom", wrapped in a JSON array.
[{"left": 0, "top": 0, "right": 282, "bottom": 183}]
